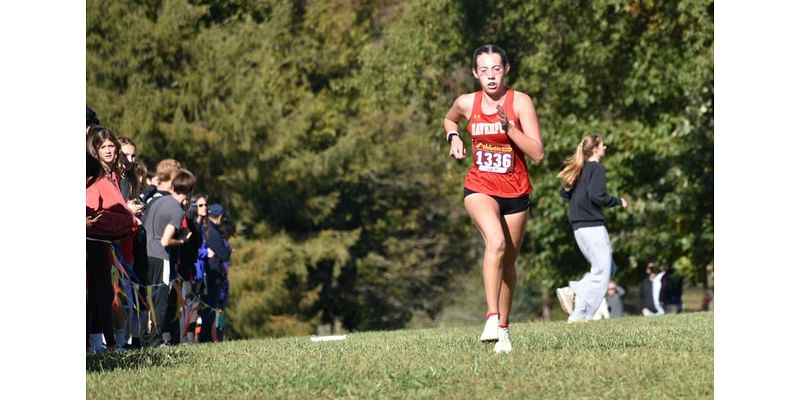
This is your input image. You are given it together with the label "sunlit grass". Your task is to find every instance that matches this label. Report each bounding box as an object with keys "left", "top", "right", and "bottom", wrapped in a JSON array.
[{"left": 87, "top": 312, "right": 712, "bottom": 399}]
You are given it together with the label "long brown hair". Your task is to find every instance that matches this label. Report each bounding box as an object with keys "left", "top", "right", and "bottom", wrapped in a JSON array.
[
  {"left": 118, "top": 136, "right": 141, "bottom": 200},
  {"left": 557, "top": 134, "right": 603, "bottom": 191},
  {"left": 86, "top": 126, "right": 122, "bottom": 178}
]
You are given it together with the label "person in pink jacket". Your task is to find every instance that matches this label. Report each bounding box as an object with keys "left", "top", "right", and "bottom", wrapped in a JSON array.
[{"left": 86, "top": 127, "right": 138, "bottom": 352}]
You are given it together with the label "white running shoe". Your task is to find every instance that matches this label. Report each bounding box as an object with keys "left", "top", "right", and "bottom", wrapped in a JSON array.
[
  {"left": 494, "top": 327, "right": 512, "bottom": 353},
  {"left": 593, "top": 297, "right": 610, "bottom": 320},
  {"left": 480, "top": 314, "right": 499, "bottom": 342},
  {"left": 568, "top": 294, "right": 589, "bottom": 323},
  {"left": 556, "top": 287, "right": 574, "bottom": 314}
]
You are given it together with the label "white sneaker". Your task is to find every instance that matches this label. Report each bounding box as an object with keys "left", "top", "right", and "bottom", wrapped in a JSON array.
[
  {"left": 494, "top": 327, "right": 512, "bottom": 353},
  {"left": 567, "top": 294, "right": 590, "bottom": 323},
  {"left": 567, "top": 315, "right": 588, "bottom": 324},
  {"left": 593, "top": 297, "right": 610, "bottom": 320},
  {"left": 556, "top": 287, "right": 574, "bottom": 314},
  {"left": 480, "top": 314, "right": 499, "bottom": 342}
]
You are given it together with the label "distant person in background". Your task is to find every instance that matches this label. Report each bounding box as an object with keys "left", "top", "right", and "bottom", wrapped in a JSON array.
[
  {"left": 652, "top": 264, "right": 667, "bottom": 315},
  {"left": 179, "top": 193, "right": 208, "bottom": 283},
  {"left": 199, "top": 204, "right": 231, "bottom": 343},
  {"left": 701, "top": 291, "right": 713, "bottom": 311},
  {"left": 442, "top": 44, "right": 545, "bottom": 354},
  {"left": 215, "top": 219, "right": 236, "bottom": 341},
  {"left": 555, "top": 134, "right": 627, "bottom": 324},
  {"left": 606, "top": 281, "right": 626, "bottom": 318},
  {"left": 139, "top": 168, "right": 159, "bottom": 202},
  {"left": 640, "top": 262, "right": 664, "bottom": 317},
  {"left": 180, "top": 193, "right": 208, "bottom": 343},
  {"left": 664, "top": 265, "right": 684, "bottom": 314},
  {"left": 135, "top": 163, "right": 150, "bottom": 192}
]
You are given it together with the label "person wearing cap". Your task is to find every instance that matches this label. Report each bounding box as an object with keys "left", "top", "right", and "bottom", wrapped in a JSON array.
[{"left": 198, "top": 203, "right": 231, "bottom": 342}]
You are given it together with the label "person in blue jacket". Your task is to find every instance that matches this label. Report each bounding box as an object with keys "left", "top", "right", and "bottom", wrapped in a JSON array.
[{"left": 198, "top": 203, "right": 231, "bottom": 342}]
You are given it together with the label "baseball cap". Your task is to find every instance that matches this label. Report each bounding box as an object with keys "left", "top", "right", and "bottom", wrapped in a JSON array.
[{"left": 208, "top": 203, "right": 228, "bottom": 217}]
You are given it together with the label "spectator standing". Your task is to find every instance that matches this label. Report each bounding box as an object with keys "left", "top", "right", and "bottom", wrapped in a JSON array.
[
  {"left": 199, "top": 204, "right": 231, "bottom": 343},
  {"left": 664, "top": 266, "right": 684, "bottom": 314},
  {"left": 652, "top": 265, "right": 667, "bottom": 315},
  {"left": 701, "top": 291, "right": 713, "bottom": 311},
  {"left": 179, "top": 193, "right": 208, "bottom": 343},
  {"left": 640, "top": 262, "right": 664, "bottom": 316},
  {"left": 142, "top": 169, "right": 196, "bottom": 345},
  {"left": 215, "top": 219, "right": 236, "bottom": 341},
  {"left": 179, "top": 193, "right": 208, "bottom": 282},
  {"left": 141, "top": 159, "right": 182, "bottom": 206},
  {"left": 607, "top": 281, "right": 626, "bottom": 318},
  {"left": 139, "top": 168, "right": 159, "bottom": 202},
  {"left": 117, "top": 137, "right": 142, "bottom": 203},
  {"left": 86, "top": 128, "right": 137, "bottom": 352}
]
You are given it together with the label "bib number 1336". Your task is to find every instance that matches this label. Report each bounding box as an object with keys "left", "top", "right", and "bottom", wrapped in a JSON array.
[{"left": 475, "top": 150, "right": 513, "bottom": 174}]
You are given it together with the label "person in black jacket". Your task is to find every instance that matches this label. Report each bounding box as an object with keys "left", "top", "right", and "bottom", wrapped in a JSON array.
[
  {"left": 554, "top": 134, "right": 627, "bottom": 323},
  {"left": 198, "top": 203, "right": 231, "bottom": 343}
]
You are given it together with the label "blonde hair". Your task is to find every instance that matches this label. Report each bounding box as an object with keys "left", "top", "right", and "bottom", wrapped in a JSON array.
[
  {"left": 557, "top": 134, "right": 603, "bottom": 191},
  {"left": 155, "top": 159, "right": 183, "bottom": 183}
]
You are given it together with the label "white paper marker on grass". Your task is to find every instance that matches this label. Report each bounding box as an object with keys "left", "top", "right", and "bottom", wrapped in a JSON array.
[{"left": 310, "top": 335, "right": 347, "bottom": 342}]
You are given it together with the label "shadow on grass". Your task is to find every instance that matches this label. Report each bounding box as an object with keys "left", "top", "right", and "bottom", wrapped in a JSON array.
[{"left": 86, "top": 347, "right": 191, "bottom": 373}]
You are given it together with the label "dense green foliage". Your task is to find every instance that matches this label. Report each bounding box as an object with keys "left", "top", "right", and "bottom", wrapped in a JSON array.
[
  {"left": 87, "top": 312, "right": 714, "bottom": 399},
  {"left": 87, "top": 0, "right": 713, "bottom": 338}
]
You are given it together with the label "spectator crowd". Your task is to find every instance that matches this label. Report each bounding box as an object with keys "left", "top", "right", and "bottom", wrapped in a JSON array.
[{"left": 86, "top": 106, "right": 235, "bottom": 353}]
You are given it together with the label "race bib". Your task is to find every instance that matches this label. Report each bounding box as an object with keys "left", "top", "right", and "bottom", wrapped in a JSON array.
[{"left": 474, "top": 143, "right": 514, "bottom": 173}]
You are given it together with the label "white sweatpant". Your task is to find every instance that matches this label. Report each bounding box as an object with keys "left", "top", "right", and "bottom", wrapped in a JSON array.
[{"left": 569, "top": 226, "right": 613, "bottom": 320}]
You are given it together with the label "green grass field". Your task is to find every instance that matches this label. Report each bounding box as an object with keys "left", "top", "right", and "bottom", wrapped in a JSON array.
[{"left": 87, "top": 312, "right": 713, "bottom": 399}]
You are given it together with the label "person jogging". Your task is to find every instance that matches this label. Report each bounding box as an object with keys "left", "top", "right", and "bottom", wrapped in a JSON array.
[
  {"left": 442, "top": 44, "right": 544, "bottom": 353},
  {"left": 555, "top": 134, "right": 627, "bottom": 323}
]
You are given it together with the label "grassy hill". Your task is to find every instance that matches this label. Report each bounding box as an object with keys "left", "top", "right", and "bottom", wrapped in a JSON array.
[{"left": 87, "top": 312, "right": 713, "bottom": 399}]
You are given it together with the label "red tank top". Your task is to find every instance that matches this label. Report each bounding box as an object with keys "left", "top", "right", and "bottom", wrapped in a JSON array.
[{"left": 464, "top": 88, "right": 532, "bottom": 197}]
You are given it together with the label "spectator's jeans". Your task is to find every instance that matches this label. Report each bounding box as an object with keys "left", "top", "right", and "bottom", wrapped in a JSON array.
[{"left": 569, "top": 226, "right": 613, "bottom": 320}]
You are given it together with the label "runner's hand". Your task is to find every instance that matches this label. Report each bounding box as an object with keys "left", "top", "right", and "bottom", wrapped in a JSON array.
[
  {"left": 449, "top": 136, "right": 465, "bottom": 160},
  {"left": 497, "top": 105, "right": 512, "bottom": 133}
]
